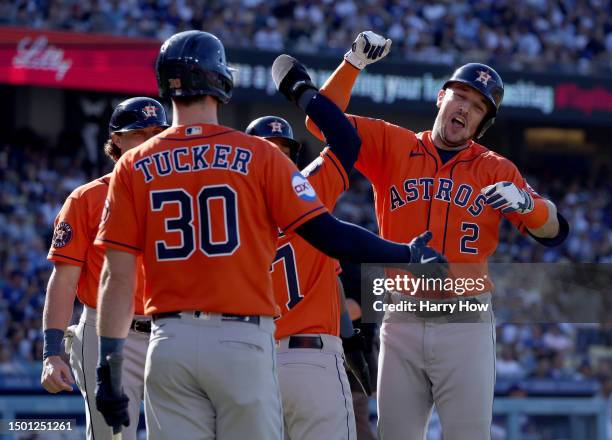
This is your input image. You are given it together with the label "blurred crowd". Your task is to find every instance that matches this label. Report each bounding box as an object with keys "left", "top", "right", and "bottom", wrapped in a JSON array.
[
  {"left": 0, "top": 126, "right": 611, "bottom": 410},
  {"left": 1, "top": 0, "right": 611, "bottom": 76}
]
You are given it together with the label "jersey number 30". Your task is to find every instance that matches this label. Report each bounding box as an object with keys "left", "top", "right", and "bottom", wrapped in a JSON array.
[{"left": 151, "top": 185, "right": 240, "bottom": 261}]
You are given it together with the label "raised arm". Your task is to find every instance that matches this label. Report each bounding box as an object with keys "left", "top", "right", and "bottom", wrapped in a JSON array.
[{"left": 305, "top": 31, "right": 391, "bottom": 140}]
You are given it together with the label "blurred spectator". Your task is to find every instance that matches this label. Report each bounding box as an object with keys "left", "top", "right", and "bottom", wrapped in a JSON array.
[
  {"left": 1, "top": 0, "right": 611, "bottom": 75},
  {"left": 0, "top": 121, "right": 611, "bottom": 416}
]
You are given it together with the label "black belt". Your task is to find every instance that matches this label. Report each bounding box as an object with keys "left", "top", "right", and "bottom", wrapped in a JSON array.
[
  {"left": 152, "top": 311, "right": 260, "bottom": 325},
  {"left": 130, "top": 319, "right": 151, "bottom": 334},
  {"left": 288, "top": 335, "right": 323, "bottom": 349}
]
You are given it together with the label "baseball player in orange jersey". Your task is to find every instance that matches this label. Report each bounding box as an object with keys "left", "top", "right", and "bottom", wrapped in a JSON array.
[
  {"left": 41, "top": 97, "right": 169, "bottom": 440},
  {"left": 306, "top": 31, "right": 570, "bottom": 440},
  {"left": 246, "top": 108, "right": 370, "bottom": 439},
  {"left": 92, "top": 31, "right": 446, "bottom": 440}
]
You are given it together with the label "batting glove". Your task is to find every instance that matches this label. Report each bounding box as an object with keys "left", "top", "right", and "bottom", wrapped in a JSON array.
[
  {"left": 344, "top": 31, "right": 392, "bottom": 70},
  {"left": 95, "top": 364, "right": 130, "bottom": 432},
  {"left": 342, "top": 329, "right": 373, "bottom": 396},
  {"left": 482, "top": 181, "right": 534, "bottom": 214},
  {"left": 272, "top": 54, "right": 317, "bottom": 104},
  {"left": 406, "top": 231, "right": 448, "bottom": 279}
]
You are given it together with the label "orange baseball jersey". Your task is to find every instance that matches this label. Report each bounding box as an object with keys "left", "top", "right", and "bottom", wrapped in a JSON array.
[
  {"left": 95, "top": 124, "right": 326, "bottom": 316},
  {"left": 353, "top": 119, "right": 542, "bottom": 295},
  {"left": 47, "top": 175, "right": 146, "bottom": 315},
  {"left": 272, "top": 148, "right": 349, "bottom": 339},
  {"left": 305, "top": 63, "right": 543, "bottom": 297}
]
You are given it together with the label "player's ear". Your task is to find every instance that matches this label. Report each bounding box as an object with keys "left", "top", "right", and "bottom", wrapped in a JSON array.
[{"left": 436, "top": 89, "right": 445, "bottom": 109}]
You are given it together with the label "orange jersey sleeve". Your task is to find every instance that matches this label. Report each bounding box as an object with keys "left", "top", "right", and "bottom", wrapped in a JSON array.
[
  {"left": 305, "top": 60, "right": 359, "bottom": 141},
  {"left": 484, "top": 162, "right": 545, "bottom": 234},
  {"left": 261, "top": 139, "right": 328, "bottom": 233},
  {"left": 48, "top": 176, "right": 146, "bottom": 314},
  {"left": 272, "top": 147, "right": 349, "bottom": 338},
  {"left": 95, "top": 124, "right": 326, "bottom": 316},
  {"left": 47, "top": 178, "right": 107, "bottom": 309},
  {"left": 301, "top": 147, "right": 349, "bottom": 211},
  {"left": 96, "top": 161, "right": 143, "bottom": 254}
]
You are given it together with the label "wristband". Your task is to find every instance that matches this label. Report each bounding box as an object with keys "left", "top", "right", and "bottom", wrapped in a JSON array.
[
  {"left": 521, "top": 198, "right": 549, "bottom": 229},
  {"left": 43, "top": 328, "right": 64, "bottom": 360},
  {"left": 98, "top": 336, "right": 125, "bottom": 367}
]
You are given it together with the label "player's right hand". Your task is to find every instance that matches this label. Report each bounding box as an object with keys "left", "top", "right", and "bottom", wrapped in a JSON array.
[
  {"left": 41, "top": 356, "right": 75, "bottom": 393},
  {"left": 344, "top": 31, "right": 392, "bottom": 70},
  {"left": 407, "top": 231, "right": 448, "bottom": 278},
  {"left": 95, "top": 364, "right": 130, "bottom": 432}
]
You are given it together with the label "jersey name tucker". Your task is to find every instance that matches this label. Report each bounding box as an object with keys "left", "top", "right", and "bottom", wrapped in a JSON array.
[
  {"left": 389, "top": 178, "right": 487, "bottom": 217},
  {"left": 134, "top": 144, "right": 253, "bottom": 182}
]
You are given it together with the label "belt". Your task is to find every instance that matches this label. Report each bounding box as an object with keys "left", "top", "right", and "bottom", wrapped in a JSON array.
[
  {"left": 130, "top": 318, "right": 151, "bottom": 334},
  {"left": 152, "top": 311, "right": 260, "bottom": 325},
  {"left": 288, "top": 335, "right": 323, "bottom": 349}
]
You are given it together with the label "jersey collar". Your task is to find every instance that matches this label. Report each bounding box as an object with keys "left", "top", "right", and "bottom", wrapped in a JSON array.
[{"left": 417, "top": 131, "right": 487, "bottom": 166}]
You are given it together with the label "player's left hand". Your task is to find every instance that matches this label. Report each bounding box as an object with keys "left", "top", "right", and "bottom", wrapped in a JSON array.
[
  {"left": 95, "top": 364, "right": 130, "bottom": 432},
  {"left": 272, "top": 54, "right": 317, "bottom": 104},
  {"left": 342, "top": 329, "right": 373, "bottom": 396},
  {"left": 482, "top": 181, "right": 534, "bottom": 214}
]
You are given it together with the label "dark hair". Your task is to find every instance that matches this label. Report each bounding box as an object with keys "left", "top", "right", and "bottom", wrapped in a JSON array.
[{"left": 103, "top": 137, "right": 121, "bottom": 161}]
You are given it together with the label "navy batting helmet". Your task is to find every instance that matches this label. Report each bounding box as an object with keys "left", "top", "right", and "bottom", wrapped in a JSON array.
[
  {"left": 155, "top": 31, "right": 234, "bottom": 103},
  {"left": 246, "top": 116, "right": 302, "bottom": 163},
  {"left": 108, "top": 97, "right": 169, "bottom": 133},
  {"left": 443, "top": 63, "right": 504, "bottom": 139}
]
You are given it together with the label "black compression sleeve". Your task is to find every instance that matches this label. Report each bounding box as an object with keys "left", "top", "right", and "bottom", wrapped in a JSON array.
[
  {"left": 295, "top": 212, "right": 411, "bottom": 263},
  {"left": 298, "top": 92, "right": 360, "bottom": 174},
  {"left": 528, "top": 212, "right": 570, "bottom": 247}
]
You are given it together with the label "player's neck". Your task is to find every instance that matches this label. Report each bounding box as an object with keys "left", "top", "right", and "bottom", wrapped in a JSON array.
[
  {"left": 431, "top": 131, "right": 470, "bottom": 151},
  {"left": 171, "top": 99, "right": 219, "bottom": 126}
]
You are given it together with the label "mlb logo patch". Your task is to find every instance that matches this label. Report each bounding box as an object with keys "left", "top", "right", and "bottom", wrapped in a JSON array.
[
  {"left": 291, "top": 172, "right": 317, "bottom": 201},
  {"left": 185, "top": 126, "right": 202, "bottom": 136}
]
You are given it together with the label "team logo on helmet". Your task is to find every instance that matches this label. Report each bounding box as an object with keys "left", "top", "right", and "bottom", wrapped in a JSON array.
[
  {"left": 52, "top": 222, "right": 73, "bottom": 248},
  {"left": 476, "top": 70, "right": 493, "bottom": 86},
  {"left": 269, "top": 121, "right": 284, "bottom": 134},
  {"left": 142, "top": 104, "right": 158, "bottom": 118}
]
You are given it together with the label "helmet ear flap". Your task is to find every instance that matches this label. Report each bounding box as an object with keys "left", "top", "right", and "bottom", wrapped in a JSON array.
[{"left": 476, "top": 116, "right": 495, "bottom": 139}]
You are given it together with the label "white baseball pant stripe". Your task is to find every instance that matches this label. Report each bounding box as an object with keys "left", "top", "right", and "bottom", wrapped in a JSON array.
[
  {"left": 277, "top": 334, "right": 356, "bottom": 440},
  {"left": 377, "top": 294, "right": 496, "bottom": 440},
  {"left": 68, "top": 305, "right": 149, "bottom": 440},
  {"left": 144, "top": 312, "right": 282, "bottom": 440}
]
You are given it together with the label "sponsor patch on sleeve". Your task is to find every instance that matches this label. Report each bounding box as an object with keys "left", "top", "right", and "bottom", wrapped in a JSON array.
[
  {"left": 291, "top": 172, "right": 317, "bottom": 201},
  {"left": 52, "top": 222, "right": 73, "bottom": 248}
]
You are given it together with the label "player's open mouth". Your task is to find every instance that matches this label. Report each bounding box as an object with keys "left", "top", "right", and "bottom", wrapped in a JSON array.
[{"left": 451, "top": 116, "right": 466, "bottom": 128}]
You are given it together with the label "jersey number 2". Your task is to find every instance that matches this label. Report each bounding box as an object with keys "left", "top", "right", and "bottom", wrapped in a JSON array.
[
  {"left": 460, "top": 222, "right": 479, "bottom": 254},
  {"left": 151, "top": 186, "right": 240, "bottom": 261},
  {"left": 271, "top": 243, "right": 303, "bottom": 309}
]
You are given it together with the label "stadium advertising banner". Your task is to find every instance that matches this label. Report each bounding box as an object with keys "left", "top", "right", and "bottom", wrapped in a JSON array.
[
  {"left": 1, "top": 27, "right": 611, "bottom": 124},
  {"left": 0, "top": 27, "right": 158, "bottom": 94}
]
